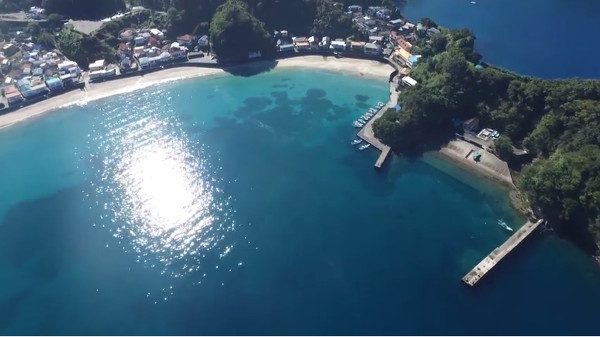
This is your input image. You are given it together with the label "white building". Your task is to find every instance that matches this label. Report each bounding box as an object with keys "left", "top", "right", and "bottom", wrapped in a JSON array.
[
  {"left": 58, "top": 60, "right": 78, "bottom": 72},
  {"left": 364, "top": 43, "right": 381, "bottom": 55},
  {"left": 330, "top": 40, "right": 347, "bottom": 51},
  {"left": 401, "top": 76, "right": 417, "bottom": 87},
  {"left": 89, "top": 59, "right": 105, "bottom": 72},
  {"left": 150, "top": 28, "right": 164, "bottom": 39},
  {"left": 89, "top": 68, "right": 116, "bottom": 80}
]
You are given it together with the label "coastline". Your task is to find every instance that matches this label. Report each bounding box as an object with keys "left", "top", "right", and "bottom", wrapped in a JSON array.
[
  {"left": 437, "top": 139, "right": 515, "bottom": 189},
  {"left": 429, "top": 149, "right": 514, "bottom": 190},
  {"left": 430, "top": 145, "right": 533, "bottom": 217},
  {"left": 0, "top": 56, "right": 393, "bottom": 130}
]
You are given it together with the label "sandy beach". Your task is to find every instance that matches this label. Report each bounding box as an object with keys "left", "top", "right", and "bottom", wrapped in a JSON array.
[{"left": 0, "top": 56, "right": 393, "bottom": 129}]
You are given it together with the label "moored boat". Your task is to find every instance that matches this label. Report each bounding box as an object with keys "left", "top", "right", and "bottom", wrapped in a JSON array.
[
  {"left": 498, "top": 219, "right": 513, "bottom": 232},
  {"left": 351, "top": 139, "right": 362, "bottom": 145},
  {"left": 358, "top": 143, "right": 371, "bottom": 150}
]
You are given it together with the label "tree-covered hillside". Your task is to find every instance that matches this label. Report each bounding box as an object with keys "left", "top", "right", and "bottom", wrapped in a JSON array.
[
  {"left": 209, "top": 0, "right": 271, "bottom": 60},
  {"left": 33, "top": 0, "right": 396, "bottom": 35},
  {"left": 373, "top": 19, "right": 600, "bottom": 254}
]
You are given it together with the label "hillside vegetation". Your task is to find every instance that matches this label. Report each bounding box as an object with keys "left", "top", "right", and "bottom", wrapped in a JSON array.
[
  {"left": 373, "top": 19, "right": 600, "bottom": 254},
  {"left": 30, "top": 0, "right": 396, "bottom": 36}
]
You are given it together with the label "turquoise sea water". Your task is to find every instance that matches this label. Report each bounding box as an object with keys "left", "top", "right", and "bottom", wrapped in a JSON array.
[
  {"left": 2, "top": 68, "right": 600, "bottom": 335},
  {"left": 401, "top": 0, "right": 600, "bottom": 79}
]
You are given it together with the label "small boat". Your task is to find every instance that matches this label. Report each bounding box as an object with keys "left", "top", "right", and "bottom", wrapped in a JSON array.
[
  {"left": 375, "top": 102, "right": 385, "bottom": 108},
  {"left": 498, "top": 220, "right": 513, "bottom": 232},
  {"left": 470, "top": 1, "right": 476, "bottom": 4},
  {"left": 369, "top": 108, "right": 378, "bottom": 113},
  {"left": 358, "top": 144, "right": 371, "bottom": 150},
  {"left": 351, "top": 139, "right": 363, "bottom": 145},
  {"left": 353, "top": 121, "right": 365, "bottom": 128}
]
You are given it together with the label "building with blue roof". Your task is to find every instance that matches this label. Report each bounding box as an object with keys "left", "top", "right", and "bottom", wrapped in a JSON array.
[
  {"left": 408, "top": 55, "right": 419, "bottom": 67},
  {"left": 45, "top": 77, "right": 63, "bottom": 92},
  {"left": 17, "top": 77, "right": 49, "bottom": 98}
]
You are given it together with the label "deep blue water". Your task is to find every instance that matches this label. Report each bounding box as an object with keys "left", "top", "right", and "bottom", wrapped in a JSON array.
[
  {"left": 1, "top": 68, "right": 600, "bottom": 335},
  {"left": 401, "top": 0, "right": 600, "bottom": 79}
]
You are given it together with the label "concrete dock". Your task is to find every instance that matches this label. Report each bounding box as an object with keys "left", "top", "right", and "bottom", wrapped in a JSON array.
[
  {"left": 439, "top": 139, "right": 515, "bottom": 188},
  {"left": 462, "top": 219, "right": 544, "bottom": 286},
  {"left": 357, "top": 83, "right": 397, "bottom": 169}
]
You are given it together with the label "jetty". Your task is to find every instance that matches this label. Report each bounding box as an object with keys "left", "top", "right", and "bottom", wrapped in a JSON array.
[
  {"left": 462, "top": 218, "right": 544, "bottom": 286},
  {"left": 357, "top": 82, "right": 397, "bottom": 169}
]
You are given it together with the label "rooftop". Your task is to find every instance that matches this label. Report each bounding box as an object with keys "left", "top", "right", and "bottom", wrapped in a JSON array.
[
  {"left": 177, "top": 34, "right": 194, "bottom": 41},
  {"left": 89, "top": 59, "right": 105, "bottom": 68}
]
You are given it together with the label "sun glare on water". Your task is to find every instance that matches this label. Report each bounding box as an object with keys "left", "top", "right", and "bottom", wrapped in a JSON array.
[
  {"left": 87, "top": 91, "right": 237, "bottom": 279},
  {"left": 124, "top": 144, "right": 212, "bottom": 236}
]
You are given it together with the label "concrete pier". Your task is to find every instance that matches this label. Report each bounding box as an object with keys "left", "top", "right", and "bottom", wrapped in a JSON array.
[
  {"left": 357, "top": 82, "right": 397, "bottom": 169},
  {"left": 462, "top": 219, "right": 544, "bottom": 286},
  {"left": 439, "top": 139, "right": 515, "bottom": 188}
]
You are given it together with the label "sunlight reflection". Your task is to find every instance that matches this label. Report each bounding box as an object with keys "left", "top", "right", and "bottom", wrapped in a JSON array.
[
  {"left": 88, "top": 92, "right": 238, "bottom": 279},
  {"left": 125, "top": 144, "right": 210, "bottom": 234}
]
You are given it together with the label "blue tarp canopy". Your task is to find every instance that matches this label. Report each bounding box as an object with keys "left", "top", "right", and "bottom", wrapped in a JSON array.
[{"left": 394, "top": 104, "right": 402, "bottom": 112}]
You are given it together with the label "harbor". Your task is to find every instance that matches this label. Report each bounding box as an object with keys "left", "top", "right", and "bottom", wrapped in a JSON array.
[
  {"left": 352, "top": 82, "right": 398, "bottom": 169},
  {"left": 462, "top": 218, "right": 545, "bottom": 286}
]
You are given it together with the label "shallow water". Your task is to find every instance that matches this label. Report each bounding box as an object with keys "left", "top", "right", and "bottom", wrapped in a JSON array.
[{"left": 1, "top": 68, "right": 600, "bottom": 334}]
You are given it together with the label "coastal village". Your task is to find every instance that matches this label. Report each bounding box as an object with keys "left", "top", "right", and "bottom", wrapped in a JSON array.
[
  {"left": 0, "top": 7, "right": 83, "bottom": 109},
  {"left": 1, "top": 1, "right": 600, "bottom": 334},
  {"left": 0, "top": 3, "right": 540, "bottom": 286},
  {"left": 0, "top": 4, "right": 425, "bottom": 111}
]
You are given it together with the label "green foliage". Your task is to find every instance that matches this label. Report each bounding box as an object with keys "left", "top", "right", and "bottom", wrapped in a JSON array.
[
  {"left": 42, "top": 0, "right": 127, "bottom": 20},
  {"left": 520, "top": 146, "right": 600, "bottom": 223},
  {"left": 494, "top": 135, "right": 513, "bottom": 161},
  {"left": 166, "top": 7, "right": 184, "bottom": 34},
  {"left": 430, "top": 34, "right": 447, "bottom": 54},
  {"left": 47, "top": 13, "right": 65, "bottom": 25},
  {"left": 0, "top": 0, "right": 37, "bottom": 12},
  {"left": 0, "top": 22, "right": 8, "bottom": 35},
  {"left": 26, "top": 22, "right": 41, "bottom": 37},
  {"left": 92, "top": 9, "right": 167, "bottom": 48},
  {"left": 420, "top": 17, "right": 438, "bottom": 28},
  {"left": 311, "top": 0, "right": 353, "bottom": 38},
  {"left": 209, "top": 0, "right": 271, "bottom": 60},
  {"left": 57, "top": 27, "right": 118, "bottom": 69},
  {"left": 126, "top": 0, "right": 399, "bottom": 37},
  {"left": 37, "top": 31, "right": 56, "bottom": 49},
  {"left": 373, "top": 19, "right": 600, "bottom": 252}
]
